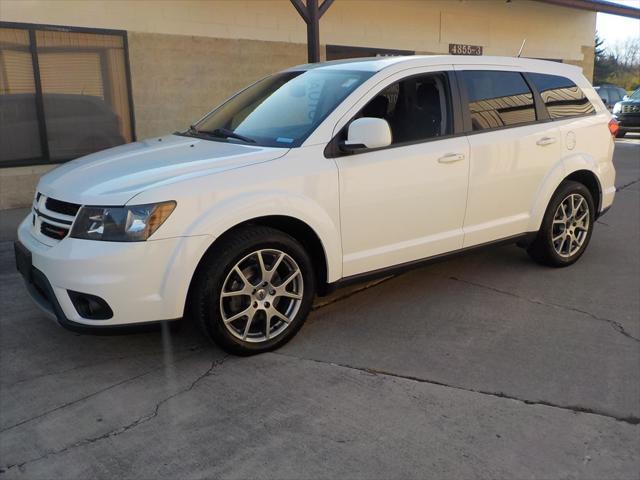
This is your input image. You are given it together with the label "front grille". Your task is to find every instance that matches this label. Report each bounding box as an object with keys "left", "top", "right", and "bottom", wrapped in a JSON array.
[
  {"left": 33, "top": 193, "right": 80, "bottom": 242},
  {"left": 45, "top": 197, "right": 81, "bottom": 217},
  {"left": 41, "top": 221, "right": 69, "bottom": 240},
  {"left": 621, "top": 104, "right": 640, "bottom": 114}
]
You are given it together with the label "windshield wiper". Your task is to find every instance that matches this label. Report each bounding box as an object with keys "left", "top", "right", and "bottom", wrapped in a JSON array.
[
  {"left": 183, "top": 126, "right": 256, "bottom": 144},
  {"left": 209, "top": 128, "right": 256, "bottom": 144}
]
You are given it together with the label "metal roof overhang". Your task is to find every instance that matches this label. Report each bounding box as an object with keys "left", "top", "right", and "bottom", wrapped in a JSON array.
[{"left": 534, "top": 0, "right": 640, "bottom": 19}]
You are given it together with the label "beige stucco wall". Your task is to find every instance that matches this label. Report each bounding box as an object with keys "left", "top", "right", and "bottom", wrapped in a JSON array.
[
  {"left": 0, "top": 0, "right": 597, "bottom": 208},
  {"left": 0, "top": 165, "right": 55, "bottom": 209},
  {"left": 0, "top": 0, "right": 596, "bottom": 65}
]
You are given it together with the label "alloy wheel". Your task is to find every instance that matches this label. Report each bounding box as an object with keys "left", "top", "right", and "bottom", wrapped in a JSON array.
[
  {"left": 219, "top": 249, "right": 303, "bottom": 343},
  {"left": 551, "top": 193, "right": 590, "bottom": 258}
]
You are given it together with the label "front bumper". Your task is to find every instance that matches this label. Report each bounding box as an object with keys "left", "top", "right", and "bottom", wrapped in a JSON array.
[{"left": 16, "top": 216, "right": 213, "bottom": 328}]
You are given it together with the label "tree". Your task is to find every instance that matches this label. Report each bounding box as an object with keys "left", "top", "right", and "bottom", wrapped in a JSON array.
[
  {"left": 593, "top": 33, "right": 640, "bottom": 90},
  {"left": 610, "top": 38, "right": 640, "bottom": 69},
  {"left": 594, "top": 32, "right": 616, "bottom": 84}
]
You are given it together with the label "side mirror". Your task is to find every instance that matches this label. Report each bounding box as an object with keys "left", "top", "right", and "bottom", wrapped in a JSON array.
[{"left": 341, "top": 117, "right": 392, "bottom": 152}]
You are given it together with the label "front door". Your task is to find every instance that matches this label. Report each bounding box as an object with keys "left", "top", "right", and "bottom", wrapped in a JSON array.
[{"left": 335, "top": 71, "right": 470, "bottom": 277}]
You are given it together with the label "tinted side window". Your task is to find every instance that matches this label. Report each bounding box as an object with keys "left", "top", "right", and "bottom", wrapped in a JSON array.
[
  {"left": 460, "top": 71, "right": 536, "bottom": 131},
  {"left": 353, "top": 73, "right": 452, "bottom": 145},
  {"left": 528, "top": 73, "right": 596, "bottom": 119},
  {"left": 597, "top": 88, "right": 609, "bottom": 103}
]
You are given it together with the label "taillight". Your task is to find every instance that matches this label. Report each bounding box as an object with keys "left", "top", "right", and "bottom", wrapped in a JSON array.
[{"left": 608, "top": 118, "right": 619, "bottom": 137}]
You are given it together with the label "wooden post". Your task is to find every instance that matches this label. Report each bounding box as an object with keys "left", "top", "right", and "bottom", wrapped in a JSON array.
[{"left": 290, "top": 0, "right": 335, "bottom": 63}]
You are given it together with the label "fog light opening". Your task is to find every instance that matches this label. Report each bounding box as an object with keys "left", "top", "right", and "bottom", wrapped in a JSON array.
[{"left": 67, "top": 291, "right": 113, "bottom": 320}]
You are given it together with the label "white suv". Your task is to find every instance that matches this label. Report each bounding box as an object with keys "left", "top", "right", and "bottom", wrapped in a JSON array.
[{"left": 15, "top": 56, "right": 616, "bottom": 355}]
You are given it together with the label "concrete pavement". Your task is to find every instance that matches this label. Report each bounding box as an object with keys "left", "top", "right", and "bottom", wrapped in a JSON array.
[{"left": 1, "top": 139, "right": 638, "bottom": 479}]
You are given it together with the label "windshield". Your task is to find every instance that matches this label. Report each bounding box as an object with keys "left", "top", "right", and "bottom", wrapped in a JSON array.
[
  {"left": 631, "top": 89, "right": 640, "bottom": 100},
  {"left": 187, "top": 69, "right": 373, "bottom": 148}
]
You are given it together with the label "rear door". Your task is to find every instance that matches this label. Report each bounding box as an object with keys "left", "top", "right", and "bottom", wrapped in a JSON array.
[{"left": 456, "top": 68, "right": 562, "bottom": 247}]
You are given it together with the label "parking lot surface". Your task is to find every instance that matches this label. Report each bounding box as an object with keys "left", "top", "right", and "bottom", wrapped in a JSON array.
[{"left": 1, "top": 138, "right": 639, "bottom": 479}]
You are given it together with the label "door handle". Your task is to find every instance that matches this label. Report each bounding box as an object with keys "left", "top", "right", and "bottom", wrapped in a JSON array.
[
  {"left": 536, "top": 136, "right": 557, "bottom": 146},
  {"left": 438, "top": 153, "right": 465, "bottom": 164}
]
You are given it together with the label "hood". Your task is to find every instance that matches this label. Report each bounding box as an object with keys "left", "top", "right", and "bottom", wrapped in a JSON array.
[{"left": 38, "top": 134, "right": 289, "bottom": 205}]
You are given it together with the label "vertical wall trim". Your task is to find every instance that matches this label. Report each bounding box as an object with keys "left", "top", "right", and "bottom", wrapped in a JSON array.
[
  {"left": 28, "top": 29, "right": 50, "bottom": 163},
  {"left": 122, "top": 31, "right": 137, "bottom": 141}
]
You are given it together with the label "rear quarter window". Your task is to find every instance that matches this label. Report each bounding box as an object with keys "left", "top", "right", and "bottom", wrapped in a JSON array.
[{"left": 529, "top": 73, "right": 596, "bottom": 119}]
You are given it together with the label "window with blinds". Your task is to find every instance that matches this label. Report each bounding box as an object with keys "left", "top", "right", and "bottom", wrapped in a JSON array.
[{"left": 0, "top": 24, "right": 134, "bottom": 166}]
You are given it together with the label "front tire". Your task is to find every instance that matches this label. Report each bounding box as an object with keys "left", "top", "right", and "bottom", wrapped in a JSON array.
[
  {"left": 527, "top": 180, "right": 595, "bottom": 267},
  {"left": 191, "top": 226, "right": 315, "bottom": 355}
]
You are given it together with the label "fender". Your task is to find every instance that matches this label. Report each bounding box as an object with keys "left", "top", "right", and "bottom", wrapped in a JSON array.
[
  {"left": 183, "top": 190, "right": 342, "bottom": 283},
  {"left": 148, "top": 190, "right": 342, "bottom": 319},
  {"left": 527, "top": 152, "right": 603, "bottom": 232}
]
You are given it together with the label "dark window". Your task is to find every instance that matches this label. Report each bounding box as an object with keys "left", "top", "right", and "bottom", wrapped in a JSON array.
[
  {"left": 460, "top": 70, "right": 536, "bottom": 131},
  {"left": 608, "top": 88, "right": 620, "bottom": 103},
  {"left": 347, "top": 73, "right": 452, "bottom": 146},
  {"left": 0, "top": 23, "right": 134, "bottom": 167},
  {"left": 326, "top": 44, "right": 415, "bottom": 61},
  {"left": 0, "top": 28, "right": 43, "bottom": 164},
  {"left": 528, "top": 73, "right": 595, "bottom": 119},
  {"left": 596, "top": 87, "right": 609, "bottom": 104}
]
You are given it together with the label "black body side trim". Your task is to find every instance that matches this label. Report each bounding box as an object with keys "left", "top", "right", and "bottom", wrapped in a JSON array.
[
  {"left": 597, "top": 205, "right": 611, "bottom": 219},
  {"left": 324, "top": 232, "right": 536, "bottom": 294}
]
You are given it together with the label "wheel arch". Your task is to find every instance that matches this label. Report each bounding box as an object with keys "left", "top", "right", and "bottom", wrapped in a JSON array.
[
  {"left": 564, "top": 169, "right": 602, "bottom": 215},
  {"left": 528, "top": 156, "right": 604, "bottom": 232},
  {"left": 183, "top": 214, "right": 335, "bottom": 318},
  {"left": 236, "top": 215, "right": 330, "bottom": 294}
]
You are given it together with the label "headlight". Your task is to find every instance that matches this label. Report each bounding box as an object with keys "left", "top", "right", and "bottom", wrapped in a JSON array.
[
  {"left": 612, "top": 103, "right": 622, "bottom": 114},
  {"left": 70, "top": 201, "right": 176, "bottom": 241}
]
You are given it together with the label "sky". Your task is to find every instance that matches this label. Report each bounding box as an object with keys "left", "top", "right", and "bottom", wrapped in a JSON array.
[{"left": 596, "top": 0, "right": 640, "bottom": 50}]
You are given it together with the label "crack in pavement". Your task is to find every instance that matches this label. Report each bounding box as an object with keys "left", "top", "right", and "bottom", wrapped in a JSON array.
[
  {"left": 0, "top": 348, "right": 206, "bottom": 434},
  {"left": 0, "top": 355, "right": 229, "bottom": 475},
  {"left": 272, "top": 352, "right": 640, "bottom": 426},
  {"left": 449, "top": 276, "right": 640, "bottom": 343},
  {"left": 616, "top": 178, "right": 640, "bottom": 192},
  {"left": 1, "top": 345, "right": 206, "bottom": 389}
]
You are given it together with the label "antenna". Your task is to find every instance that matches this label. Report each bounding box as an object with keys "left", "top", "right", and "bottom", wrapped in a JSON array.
[{"left": 517, "top": 39, "right": 527, "bottom": 58}]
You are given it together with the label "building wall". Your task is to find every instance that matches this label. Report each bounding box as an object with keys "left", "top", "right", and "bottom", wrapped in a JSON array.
[
  {"left": 127, "top": 33, "right": 307, "bottom": 139},
  {"left": 0, "top": 0, "right": 596, "bottom": 65},
  {"left": 0, "top": 0, "right": 597, "bottom": 208}
]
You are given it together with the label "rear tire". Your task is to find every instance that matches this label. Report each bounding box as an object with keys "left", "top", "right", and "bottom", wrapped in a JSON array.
[
  {"left": 527, "top": 180, "right": 595, "bottom": 267},
  {"left": 191, "top": 226, "right": 315, "bottom": 355}
]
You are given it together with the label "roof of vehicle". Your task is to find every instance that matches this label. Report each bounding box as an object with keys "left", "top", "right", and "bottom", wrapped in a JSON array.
[{"left": 289, "top": 55, "right": 583, "bottom": 77}]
